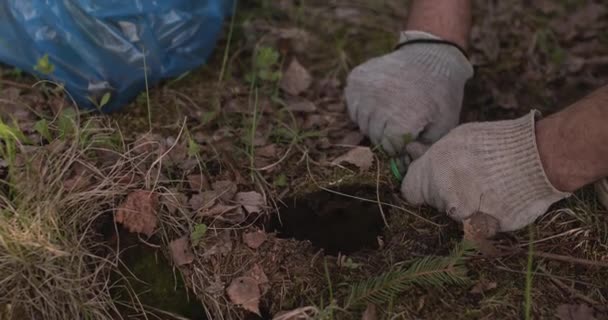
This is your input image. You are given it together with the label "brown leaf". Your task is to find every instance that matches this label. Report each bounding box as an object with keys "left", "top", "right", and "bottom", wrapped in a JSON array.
[
  {"left": 286, "top": 98, "right": 317, "bottom": 113},
  {"left": 212, "top": 180, "right": 237, "bottom": 201},
  {"left": 470, "top": 278, "right": 497, "bottom": 294},
  {"left": 62, "top": 163, "right": 93, "bottom": 192},
  {"left": 227, "top": 277, "right": 261, "bottom": 316},
  {"left": 187, "top": 174, "right": 210, "bottom": 191},
  {"left": 235, "top": 191, "right": 265, "bottom": 215},
  {"left": 161, "top": 192, "right": 188, "bottom": 215},
  {"left": 133, "top": 133, "right": 164, "bottom": 155},
  {"left": 189, "top": 191, "right": 219, "bottom": 211},
  {"left": 247, "top": 263, "right": 270, "bottom": 295},
  {"left": 463, "top": 212, "right": 499, "bottom": 256},
  {"left": 242, "top": 230, "right": 268, "bottom": 249},
  {"left": 556, "top": 304, "right": 597, "bottom": 320},
  {"left": 115, "top": 190, "right": 159, "bottom": 237},
  {"left": 362, "top": 304, "right": 377, "bottom": 320},
  {"left": 256, "top": 144, "right": 278, "bottom": 158},
  {"left": 168, "top": 236, "right": 194, "bottom": 266},
  {"left": 331, "top": 146, "right": 374, "bottom": 171},
  {"left": 280, "top": 58, "right": 312, "bottom": 96},
  {"left": 338, "top": 131, "right": 365, "bottom": 146}
]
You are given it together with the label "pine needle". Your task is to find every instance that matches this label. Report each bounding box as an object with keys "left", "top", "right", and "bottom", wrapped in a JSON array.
[{"left": 346, "top": 242, "right": 473, "bottom": 308}]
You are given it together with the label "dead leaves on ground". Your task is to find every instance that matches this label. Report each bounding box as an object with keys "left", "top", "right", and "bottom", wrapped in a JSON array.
[
  {"left": 331, "top": 146, "right": 374, "bottom": 171},
  {"left": 115, "top": 190, "right": 159, "bottom": 237},
  {"left": 189, "top": 180, "right": 266, "bottom": 223},
  {"left": 556, "top": 304, "right": 598, "bottom": 320},
  {"left": 169, "top": 236, "right": 195, "bottom": 266},
  {"left": 243, "top": 230, "right": 268, "bottom": 249},
  {"left": 227, "top": 276, "right": 262, "bottom": 316},
  {"left": 226, "top": 263, "right": 271, "bottom": 316},
  {"left": 280, "top": 58, "right": 312, "bottom": 96}
]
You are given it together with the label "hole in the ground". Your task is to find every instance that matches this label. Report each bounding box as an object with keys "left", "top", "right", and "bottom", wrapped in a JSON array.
[{"left": 269, "top": 185, "right": 390, "bottom": 255}]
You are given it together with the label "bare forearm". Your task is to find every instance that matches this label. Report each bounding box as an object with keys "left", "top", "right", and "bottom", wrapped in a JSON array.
[
  {"left": 537, "top": 85, "right": 608, "bottom": 192},
  {"left": 406, "top": 0, "right": 472, "bottom": 50}
]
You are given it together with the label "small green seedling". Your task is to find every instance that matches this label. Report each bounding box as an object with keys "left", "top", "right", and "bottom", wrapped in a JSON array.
[
  {"left": 87, "top": 92, "right": 112, "bottom": 111},
  {"left": 247, "top": 46, "right": 281, "bottom": 83},
  {"left": 273, "top": 173, "right": 288, "bottom": 187},
  {"left": 191, "top": 224, "right": 208, "bottom": 245},
  {"left": 34, "top": 54, "right": 55, "bottom": 75},
  {"left": 187, "top": 137, "right": 201, "bottom": 158},
  {"left": 34, "top": 119, "right": 52, "bottom": 141}
]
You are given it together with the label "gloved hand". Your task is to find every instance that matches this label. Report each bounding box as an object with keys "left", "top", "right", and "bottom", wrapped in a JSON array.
[
  {"left": 402, "top": 111, "right": 571, "bottom": 232},
  {"left": 345, "top": 31, "right": 473, "bottom": 156}
]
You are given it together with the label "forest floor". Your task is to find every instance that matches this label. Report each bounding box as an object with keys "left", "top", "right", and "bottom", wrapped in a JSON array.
[{"left": 1, "top": 1, "right": 608, "bottom": 319}]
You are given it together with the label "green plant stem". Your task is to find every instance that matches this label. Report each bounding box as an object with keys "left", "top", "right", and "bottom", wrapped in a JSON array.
[
  {"left": 142, "top": 48, "right": 152, "bottom": 132},
  {"left": 218, "top": 0, "right": 238, "bottom": 85}
]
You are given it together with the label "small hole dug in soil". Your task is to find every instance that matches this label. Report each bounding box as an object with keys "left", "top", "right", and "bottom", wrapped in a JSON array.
[{"left": 269, "top": 185, "right": 390, "bottom": 255}]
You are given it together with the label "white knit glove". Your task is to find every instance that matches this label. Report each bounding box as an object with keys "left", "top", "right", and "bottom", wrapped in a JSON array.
[
  {"left": 345, "top": 31, "right": 473, "bottom": 155},
  {"left": 402, "top": 111, "right": 571, "bottom": 231}
]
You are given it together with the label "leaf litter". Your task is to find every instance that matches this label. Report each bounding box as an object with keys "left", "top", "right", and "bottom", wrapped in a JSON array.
[{"left": 115, "top": 190, "right": 159, "bottom": 237}]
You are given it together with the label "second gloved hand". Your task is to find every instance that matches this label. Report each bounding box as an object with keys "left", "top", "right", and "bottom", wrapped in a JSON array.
[
  {"left": 345, "top": 31, "right": 473, "bottom": 156},
  {"left": 401, "top": 111, "right": 571, "bottom": 232}
]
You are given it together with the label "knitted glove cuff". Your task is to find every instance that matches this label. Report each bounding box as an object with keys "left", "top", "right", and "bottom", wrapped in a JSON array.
[
  {"left": 396, "top": 30, "right": 474, "bottom": 80},
  {"left": 476, "top": 110, "right": 571, "bottom": 228}
]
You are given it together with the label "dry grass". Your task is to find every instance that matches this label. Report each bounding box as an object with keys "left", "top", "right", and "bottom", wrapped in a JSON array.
[{"left": 0, "top": 118, "right": 124, "bottom": 319}]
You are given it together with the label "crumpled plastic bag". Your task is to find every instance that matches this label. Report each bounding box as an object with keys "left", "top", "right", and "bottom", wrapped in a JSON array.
[{"left": 0, "top": 0, "right": 232, "bottom": 112}]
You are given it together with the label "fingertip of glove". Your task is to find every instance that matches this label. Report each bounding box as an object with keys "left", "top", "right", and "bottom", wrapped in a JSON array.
[{"left": 406, "top": 142, "right": 430, "bottom": 160}]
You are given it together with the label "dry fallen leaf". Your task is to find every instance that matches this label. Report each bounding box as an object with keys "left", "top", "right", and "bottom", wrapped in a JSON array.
[
  {"left": 556, "top": 304, "right": 597, "bottom": 320},
  {"left": 190, "top": 190, "right": 219, "bottom": 211},
  {"left": 247, "top": 263, "right": 270, "bottom": 294},
  {"left": 168, "top": 236, "right": 194, "bottom": 266},
  {"left": 280, "top": 58, "right": 312, "bottom": 96},
  {"left": 235, "top": 191, "right": 265, "bottom": 214},
  {"left": 161, "top": 191, "right": 188, "bottom": 215},
  {"left": 331, "top": 146, "right": 374, "bottom": 171},
  {"left": 242, "top": 230, "right": 268, "bottom": 249},
  {"left": 470, "top": 278, "right": 498, "bottom": 294},
  {"left": 286, "top": 98, "right": 317, "bottom": 113},
  {"left": 256, "top": 144, "right": 278, "bottom": 158},
  {"left": 187, "top": 174, "right": 209, "bottom": 191},
  {"left": 226, "top": 277, "right": 261, "bottom": 316},
  {"left": 212, "top": 180, "right": 237, "bottom": 202},
  {"left": 338, "top": 131, "right": 365, "bottom": 146},
  {"left": 115, "top": 190, "right": 159, "bottom": 237},
  {"left": 362, "top": 304, "right": 377, "bottom": 320}
]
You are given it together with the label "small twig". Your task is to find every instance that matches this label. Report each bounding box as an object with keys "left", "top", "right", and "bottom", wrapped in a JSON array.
[
  {"left": 497, "top": 245, "right": 608, "bottom": 268},
  {"left": 537, "top": 265, "right": 599, "bottom": 306},
  {"left": 374, "top": 155, "right": 389, "bottom": 228},
  {"left": 0, "top": 79, "right": 35, "bottom": 90}
]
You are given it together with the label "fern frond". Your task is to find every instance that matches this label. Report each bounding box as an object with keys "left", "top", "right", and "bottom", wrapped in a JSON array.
[{"left": 346, "top": 241, "right": 473, "bottom": 308}]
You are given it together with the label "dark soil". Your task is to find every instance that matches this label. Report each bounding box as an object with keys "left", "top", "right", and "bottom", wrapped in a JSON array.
[{"left": 270, "top": 185, "right": 389, "bottom": 255}]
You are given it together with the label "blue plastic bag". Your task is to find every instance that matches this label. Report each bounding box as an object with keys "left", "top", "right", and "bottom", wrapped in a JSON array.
[{"left": 0, "top": 0, "right": 232, "bottom": 112}]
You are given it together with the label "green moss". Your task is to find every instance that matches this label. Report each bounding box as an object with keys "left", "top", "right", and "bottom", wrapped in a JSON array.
[{"left": 113, "top": 245, "right": 205, "bottom": 320}]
